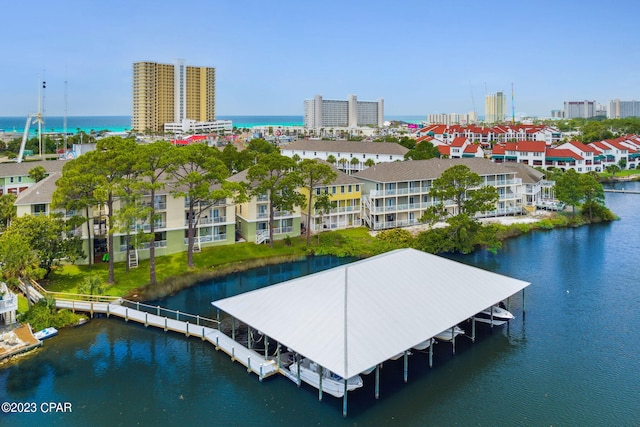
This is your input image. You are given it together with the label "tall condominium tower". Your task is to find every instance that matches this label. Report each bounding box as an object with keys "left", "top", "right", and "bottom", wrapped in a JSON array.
[
  {"left": 132, "top": 60, "right": 216, "bottom": 133},
  {"left": 563, "top": 100, "right": 596, "bottom": 119},
  {"left": 609, "top": 99, "right": 640, "bottom": 118},
  {"left": 485, "top": 91, "right": 506, "bottom": 124},
  {"left": 303, "top": 95, "right": 384, "bottom": 128}
]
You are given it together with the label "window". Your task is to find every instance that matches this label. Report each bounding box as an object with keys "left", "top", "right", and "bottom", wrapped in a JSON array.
[
  {"left": 332, "top": 186, "right": 336, "bottom": 194},
  {"left": 355, "top": 184, "right": 359, "bottom": 192},
  {"left": 348, "top": 185, "right": 352, "bottom": 192},
  {"left": 341, "top": 186, "right": 345, "bottom": 193},
  {"left": 316, "top": 188, "right": 321, "bottom": 195}
]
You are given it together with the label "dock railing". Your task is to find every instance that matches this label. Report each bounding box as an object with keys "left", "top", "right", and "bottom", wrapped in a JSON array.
[{"left": 119, "top": 299, "right": 219, "bottom": 330}]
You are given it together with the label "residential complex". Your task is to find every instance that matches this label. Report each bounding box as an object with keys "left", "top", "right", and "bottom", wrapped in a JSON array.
[
  {"left": 303, "top": 95, "right": 384, "bottom": 129},
  {"left": 132, "top": 60, "right": 216, "bottom": 133},
  {"left": 14, "top": 170, "right": 237, "bottom": 266},
  {"left": 485, "top": 92, "right": 506, "bottom": 124},
  {"left": 491, "top": 135, "right": 640, "bottom": 173},
  {"left": 281, "top": 140, "right": 408, "bottom": 174},
  {"left": 355, "top": 158, "right": 543, "bottom": 230},
  {"left": 609, "top": 99, "right": 640, "bottom": 119},
  {"left": 417, "top": 124, "right": 563, "bottom": 147}
]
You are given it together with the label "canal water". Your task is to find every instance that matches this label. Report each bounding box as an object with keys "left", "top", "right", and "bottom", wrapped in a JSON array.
[{"left": 1, "top": 182, "right": 639, "bottom": 426}]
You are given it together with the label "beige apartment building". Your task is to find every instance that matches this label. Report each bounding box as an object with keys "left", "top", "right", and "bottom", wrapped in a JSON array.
[{"left": 132, "top": 60, "right": 216, "bottom": 133}]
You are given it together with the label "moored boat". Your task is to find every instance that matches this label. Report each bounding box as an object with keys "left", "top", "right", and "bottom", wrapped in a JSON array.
[
  {"left": 288, "top": 358, "right": 363, "bottom": 398},
  {"left": 434, "top": 326, "right": 464, "bottom": 341},
  {"left": 34, "top": 327, "right": 58, "bottom": 340},
  {"left": 412, "top": 337, "right": 435, "bottom": 351},
  {"left": 473, "top": 305, "right": 514, "bottom": 326}
]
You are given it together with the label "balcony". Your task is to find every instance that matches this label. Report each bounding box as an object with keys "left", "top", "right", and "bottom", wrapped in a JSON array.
[
  {"left": 198, "top": 216, "right": 227, "bottom": 224},
  {"left": 272, "top": 226, "right": 293, "bottom": 235},
  {"left": 131, "top": 222, "right": 166, "bottom": 232},
  {"left": 183, "top": 234, "right": 227, "bottom": 245}
]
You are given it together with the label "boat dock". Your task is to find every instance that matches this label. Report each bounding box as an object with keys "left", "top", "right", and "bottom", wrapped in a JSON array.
[
  {"left": 15, "top": 279, "right": 279, "bottom": 380},
  {"left": 54, "top": 297, "right": 279, "bottom": 380},
  {"left": 603, "top": 188, "right": 640, "bottom": 194}
]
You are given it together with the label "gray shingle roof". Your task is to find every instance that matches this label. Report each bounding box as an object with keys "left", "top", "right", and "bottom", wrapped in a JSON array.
[
  {"left": 0, "top": 160, "right": 65, "bottom": 178},
  {"left": 283, "top": 140, "right": 409, "bottom": 156},
  {"left": 353, "top": 158, "right": 521, "bottom": 182},
  {"left": 15, "top": 172, "right": 61, "bottom": 205}
]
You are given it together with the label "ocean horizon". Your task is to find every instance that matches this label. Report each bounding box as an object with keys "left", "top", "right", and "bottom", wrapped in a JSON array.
[{"left": 0, "top": 115, "right": 425, "bottom": 135}]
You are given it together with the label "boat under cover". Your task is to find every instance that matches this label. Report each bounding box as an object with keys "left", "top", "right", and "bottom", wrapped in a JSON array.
[
  {"left": 473, "top": 306, "right": 514, "bottom": 326},
  {"left": 288, "top": 358, "right": 363, "bottom": 398},
  {"left": 434, "top": 326, "right": 465, "bottom": 341}
]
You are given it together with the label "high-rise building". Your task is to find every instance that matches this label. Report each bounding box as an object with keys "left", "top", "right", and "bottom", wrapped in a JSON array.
[
  {"left": 485, "top": 92, "right": 506, "bottom": 124},
  {"left": 609, "top": 99, "right": 640, "bottom": 118},
  {"left": 563, "top": 101, "right": 596, "bottom": 119},
  {"left": 303, "top": 95, "right": 384, "bottom": 128},
  {"left": 132, "top": 60, "right": 216, "bottom": 133},
  {"left": 427, "top": 112, "right": 478, "bottom": 125}
]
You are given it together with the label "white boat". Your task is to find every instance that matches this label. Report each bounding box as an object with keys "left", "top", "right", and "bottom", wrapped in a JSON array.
[
  {"left": 412, "top": 337, "right": 435, "bottom": 351},
  {"left": 34, "top": 327, "right": 58, "bottom": 340},
  {"left": 288, "top": 358, "right": 363, "bottom": 398},
  {"left": 434, "top": 326, "right": 465, "bottom": 341},
  {"left": 473, "top": 305, "right": 514, "bottom": 326}
]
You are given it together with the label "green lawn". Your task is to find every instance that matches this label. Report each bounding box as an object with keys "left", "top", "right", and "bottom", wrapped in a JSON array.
[{"left": 43, "top": 231, "right": 371, "bottom": 299}]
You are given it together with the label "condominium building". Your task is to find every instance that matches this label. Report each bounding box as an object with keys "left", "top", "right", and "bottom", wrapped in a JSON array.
[
  {"left": 609, "top": 99, "right": 640, "bottom": 118},
  {"left": 485, "top": 92, "right": 506, "bottom": 124},
  {"left": 427, "top": 112, "right": 477, "bottom": 125},
  {"left": 563, "top": 100, "right": 596, "bottom": 119},
  {"left": 132, "top": 60, "right": 216, "bottom": 133},
  {"left": 303, "top": 95, "right": 384, "bottom": 128},
  {"left": 355, "top": 158, "right": 526, "bottom": 231}
]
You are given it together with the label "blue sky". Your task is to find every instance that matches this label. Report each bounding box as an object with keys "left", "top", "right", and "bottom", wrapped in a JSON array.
[{"left": 1, "top": 0, "right": 638, "bottom": 118}]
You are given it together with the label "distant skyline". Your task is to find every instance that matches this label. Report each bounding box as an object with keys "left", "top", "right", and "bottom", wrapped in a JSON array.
[{"left": 2, "top": 0, "right": 638, "bottom": 118}]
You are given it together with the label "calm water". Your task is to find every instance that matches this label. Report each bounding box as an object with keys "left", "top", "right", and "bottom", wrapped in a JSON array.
[{"left": 1, "top": 183, "right": 639, "bottom": 426}]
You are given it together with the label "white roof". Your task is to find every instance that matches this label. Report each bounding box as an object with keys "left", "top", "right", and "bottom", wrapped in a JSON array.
[{"left": 212, "top": 248, "right": 530, "bottom": 379}]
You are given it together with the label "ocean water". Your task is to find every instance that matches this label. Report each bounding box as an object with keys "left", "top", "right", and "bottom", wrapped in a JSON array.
[{"left": 0, "top": 115, "right": 425, "bottom": 135}]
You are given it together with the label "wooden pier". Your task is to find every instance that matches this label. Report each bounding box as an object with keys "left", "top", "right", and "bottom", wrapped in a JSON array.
[
  {"left": 53, "top": 296, "right": 279, "bottom": 380},
  {"left": 603, "top": 188, "right": 640, "bottom": 194}
]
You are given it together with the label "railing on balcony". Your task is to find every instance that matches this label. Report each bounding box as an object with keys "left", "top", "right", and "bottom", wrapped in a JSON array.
[
  {"left": 371, "top": 218, "right": 422, "bottom": 231},
  {"left": 142, "top": 201, "right": 167, "bottom": 210},
  {"left": 183, "top": 234, "right": 227, "bottom": 245},
  {"left": 195, "top": 216, "right": 227, "bottom": 225},
  {"left": 273, "top": 210, "right": 295, "bottom": 218},
  {"left": 131, "top": 222, "right": 166, "bottom": 232},
  {"left": 272, "top": 226, "right": 293, "bottom": 235},
  {"left": 120, "top": 240, "right": 168, "bottom": 252}
]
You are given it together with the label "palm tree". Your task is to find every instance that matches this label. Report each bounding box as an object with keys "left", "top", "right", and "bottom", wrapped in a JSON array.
[
  {"left": 350, "top": 157, "right": 360, "bottom": 174},
  {"left": 326, "top": 154, "right": 337, "bottom": 165},
  {"left": 364, "top": 158, "right": 376, "bottom": 168}
]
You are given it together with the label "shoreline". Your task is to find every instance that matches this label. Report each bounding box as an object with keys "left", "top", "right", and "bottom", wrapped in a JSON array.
[{"left": 125, "top": 211, "right": 604, "bottom": 303}]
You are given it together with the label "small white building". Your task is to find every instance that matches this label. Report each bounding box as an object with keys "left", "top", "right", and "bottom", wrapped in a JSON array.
[{"left": 0, "top": 282, "right": 18, "bottom": 325}]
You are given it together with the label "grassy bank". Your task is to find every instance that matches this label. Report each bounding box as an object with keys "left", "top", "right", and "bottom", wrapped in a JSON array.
[
  {"left": 43, "top": 228, "right": 390, "bottom": 301},
  {"left": 41, "top": 213, "right": 609, "bottom": 302}
]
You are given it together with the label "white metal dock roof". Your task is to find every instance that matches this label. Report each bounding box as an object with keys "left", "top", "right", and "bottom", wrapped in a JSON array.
[{"left": 212, "top": 248, "right": 530, "bottom": 379}]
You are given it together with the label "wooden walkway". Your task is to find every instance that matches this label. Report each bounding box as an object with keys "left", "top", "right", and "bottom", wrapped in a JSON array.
[
  {"left": 55, "top": 298, "right": 279, "bottom": 380},
  {"left": 603, "top": 189, "right": 640, "bottom": 194}
]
